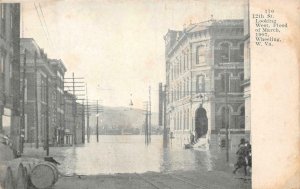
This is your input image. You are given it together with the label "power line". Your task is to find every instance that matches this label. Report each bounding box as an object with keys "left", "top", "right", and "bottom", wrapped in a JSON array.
[
  {"left": 34, "top": 3, "right": 52, "bottom": 50},
  {"left": 38, "top": 3, "right": 55, "bottom": 48}
]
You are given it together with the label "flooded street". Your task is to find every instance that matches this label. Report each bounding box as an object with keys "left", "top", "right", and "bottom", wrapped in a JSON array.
[
  {"left": 23, "top": 135, "right": 235, "bottom": 176},
  {"left": 21, "top": 135, "right": 251, "bottom": 189}
]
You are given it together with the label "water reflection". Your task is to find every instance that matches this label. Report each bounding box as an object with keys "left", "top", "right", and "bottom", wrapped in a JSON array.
[{"left": 57, "top": 135, "right": 221, "bottom": 175}]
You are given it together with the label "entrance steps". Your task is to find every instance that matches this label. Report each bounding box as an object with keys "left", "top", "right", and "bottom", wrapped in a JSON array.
[
  {"left": 193, "top": 137, "right": 209, "bottom": 151},
  {"left": 185, "top": 137, "right": 209, "bottom": 151}
]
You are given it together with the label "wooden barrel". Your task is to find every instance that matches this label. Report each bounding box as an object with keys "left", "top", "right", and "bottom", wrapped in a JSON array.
[
  {"left": 4, "top": 166, "right": 14, "bottom": 189},
  {"left": 4, "top": 162, "right": 27, "bottom": 189},
  {"left": 29, "top": 162, "right": 58, "bottom": 189},
  {"left": 15, "top": 163, "right": 27, "bottom": 189}
]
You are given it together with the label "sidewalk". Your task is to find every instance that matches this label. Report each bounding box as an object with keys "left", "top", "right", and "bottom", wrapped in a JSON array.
[{"left": 53, "top": 170, "right": 251, "bottom": 189}]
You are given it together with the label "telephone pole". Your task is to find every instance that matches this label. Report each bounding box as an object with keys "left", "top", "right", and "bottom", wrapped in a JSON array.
[
  {"left": 144, "top": 102, "right": 148, "bottom": 145},
  {"left": 34, "top": 51, "right": 39, "bottom": 149},
  {"left": 64, "top": 74, "right": 85, "bottom": 146},
  {"left": 96, "top": 100, "right": 99, "bottom": 142},
  {"left": 46, "top": 76, "right": 49, "bottom": 156},
  {"left": 20, "top": 49, "right": 26, "bottom": 153},
  {"left": 163, "top": 85, "right": 168, "bottom": 148},
  {"left": 11, "top": 4, "right": 21, "bottom": 157},
  {"left": 72, "top": 73, "right": 76, "bottom": 146},
  {"left": 225, "top": 70, "right": 229, "bottom": 162},
  {"left": 86, "top": 84, "right": 90, "bottom": 143},
  {"left": 143, "top": 101, "right": 149, "bottom": 145},
  {"left": 82, "top": 99, "right": 85, "bottom": 144},
  {"left": 148, "top": 86, "right": 151, "bottom": 143},
  {"left": 87, "top": 100, "right": 103, "bottom": 142}
]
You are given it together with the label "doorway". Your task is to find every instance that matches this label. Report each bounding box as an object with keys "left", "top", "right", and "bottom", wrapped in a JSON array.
[{"left": 195, "top": 107, "right": 208, "bottom": 140}]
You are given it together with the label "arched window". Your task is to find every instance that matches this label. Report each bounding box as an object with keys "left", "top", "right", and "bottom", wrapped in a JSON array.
[{"left": 220, "top": 43, "right": 230, "bottom": 63}]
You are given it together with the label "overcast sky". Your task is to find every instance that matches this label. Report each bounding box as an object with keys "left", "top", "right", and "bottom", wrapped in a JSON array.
[{"left": 22, "top": 0, "right": 244, "bottom": 111}]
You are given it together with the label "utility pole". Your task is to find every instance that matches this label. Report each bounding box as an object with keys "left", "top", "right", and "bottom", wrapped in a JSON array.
[
  {"left": 225, "top": 70, "right": 229, "bottom": 162},
  {"left": 144, "top": 102, "right": 148, "bottom": 145},
  {"left": 86, "top": 84, "right": 90, "bottom": 143},
  {"left": 96, "top": 100, "right": 99, "bottom": 142},
  {"left": 148, "top": 86, "right": 151, "bottom": 143},
  {"left": 82, "top": 99, "right": 85, "bottom": 144},
  {"left": 34, "top": 51, "right": 39, "bottom": 149},
  {"left": 46, "top": 76, "right": 49, "bottom": 156},
  {"left": 64, "top": 75, "right": 85, "bottom": 145},
  {"left": 20, "top": 49, "right": 26, "bottom": 153},
  {"left": 11, "top": 4, "right": 21, "bottom": 157},
  {"left": 163, "top": 85, "right": 168, "bottom": 148},
  {"left": 63, "top": 98, "right": 66, "bottom": 145},
  {"left": 72, "top": 72, "right": 77, "bottom": 146}
]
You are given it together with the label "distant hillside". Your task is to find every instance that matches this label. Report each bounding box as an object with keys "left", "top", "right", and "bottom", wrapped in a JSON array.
[{"left": 88, "top": 106, "right": 159, "bottom": 131}]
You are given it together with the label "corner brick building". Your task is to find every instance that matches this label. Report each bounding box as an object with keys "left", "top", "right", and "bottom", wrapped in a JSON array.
[{"left": 164, "top": 19, "right": 248, "bottom": 149}]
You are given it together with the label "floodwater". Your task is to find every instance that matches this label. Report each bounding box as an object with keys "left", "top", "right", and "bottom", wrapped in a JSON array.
[{"left": 37, "top": 135, "right": 232, "bottom": 175}]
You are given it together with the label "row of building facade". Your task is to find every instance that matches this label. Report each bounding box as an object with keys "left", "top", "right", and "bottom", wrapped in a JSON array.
[
  {"left": 164, "top": 10, "right": 251, "bottom": 150},
  {"left": 0, "top": 4, "right": 84, "bottom": 153},
  {"left": 20, "top": 38, "right": 84, "bottom": 147}
]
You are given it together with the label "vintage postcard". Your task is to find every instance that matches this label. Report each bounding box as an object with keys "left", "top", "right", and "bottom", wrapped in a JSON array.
[{"left": 0, "top": 0, "right": 299, "bottom": 189}]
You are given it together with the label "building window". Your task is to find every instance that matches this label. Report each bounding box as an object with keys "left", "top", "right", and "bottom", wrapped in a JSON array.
[
  {"left": 10, "top": 14, "right": 12, "bottom": 29},
  {"left": 196, "top": 45, "right": 205, "bottom": 64},
  {"left": 0, "top": 54, "right": 4, "bottom": 73},
  {"left": 184, "top": 81, "right": 186, "bottom": 97},
  {"left": 9, "top": 63, "right": 12, "bottom": 78},
  {"left": 24, "top": 79, "right": 27, "bottom": 102},
  {"left": 176, "top": 113, "right": 179, "bottom": 130},
  {"left": 239, "top": 43, "right": 244, "bottom": 57},
  {"left": 179, "top": 83, "right": 181, "bottom": 99},
  {"left": 185, "top": 80, "right": 188, "bottom": 97},
  {"left": 240, "top": 73, "right": 244, "bottom": 81},
  {"left": 221, "top": 107, "right": 230, "bottom": 129},
  {"left": 187, "top": 109, "right": 189, "bottom": 130},
  {"left": 1, "top": 4, "right": 5, "bottom": 19},
  {"left": 183, "top": 54, "right": 186, "bottom": 71},
  {"left": 180, "top": 111, "right": 182, "bottom": 130},
  {"left": 220, "top": 43, "right": 230, "bottom": 63},
  {"left": 174, "top": 116, "right": 176, "bottom": 130},
  {"left": 187, "top": 50, "right": 189, "bottom": 69},
  {"left": 196, "top": 75, "right": 205, "bottom": 93},
  {"left": 239, "top": 107, "right": 245, "bottom": 129},
  {"left": 1, "top": 4, "right": 5, "bottom": 36},
  {"left": 240, "top": 73, "right": 244, "bottom": 92},
  {"left": 187, "top": 78, "right": 189, "bottom": 96},
  {"left": 221, "top": 73, "right": 230, "bottom": 92},
  {"left": 179, "top": 57, "right": 181, "bottom": 74},
  {"left": 41, "top": 78, "right": 46, "bottom": 102},
  {"left": 183, "top": 111, "right": 186, "bottom": 130}
]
